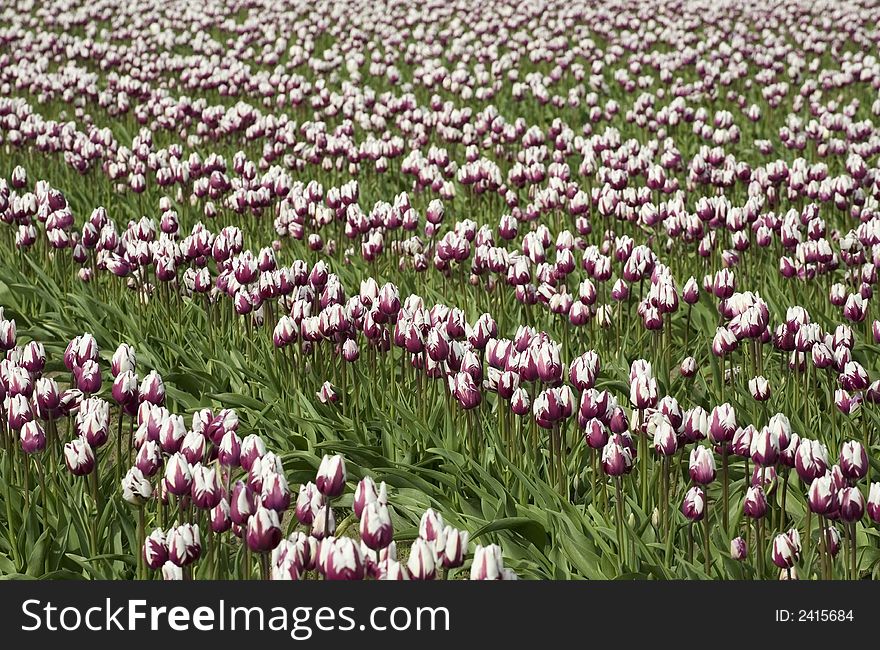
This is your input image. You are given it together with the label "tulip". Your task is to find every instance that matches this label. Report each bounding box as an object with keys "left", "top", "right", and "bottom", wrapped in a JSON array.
[
  {"left": 730, "top": 536, "right": 747, "bottom": 561},
  {"left": 323, "top": 537, "right": 365, "bottom": 580},
  {"left": 772, "top": 532, "right": 799, "bottom": 569},
  {"left": 750, "top": 427, "right": 780, "bottom": 467},
  {"left": 795, "top": 439, "right": 829, "bottom": 483},
  {"left": 246, "top": 506, "right": 283, "bottom": 552},
  {"left": 19, "top": 420, "right": 46, "bottom": 454},
  {"left": 7, "top": 393, "right": 33, "bottom": 430},
  {"left": 230, "top": 480, "right": 256, "bottom": 525},
  {"left": 167, "top": 523, "right": 201, "bottom": 567},
  {"left": 419, "top": 508, "right": 445, "bottom": 542},
  {"left": 211, "top": 499, "right": 232, "bottom": 533},
  {"left": 839, "top": 441, "right": 868, "bottom": 480},
  {"left": 708, "top": 403, "right": 736, "bottom": 444},
  {"left": 838, "top": 487, "right": 865, "bottom": 523},
  {"left": 868, "top": 483, "right": 880, "bottom": 523},
  {"left": 682, "top": 407, "right": 709, "bottom": 442},
  {"left": 64, "top": 438, "right": 95, "bottom": 475},
  {"left": 680, "top": 356, "right": 697, "bottom": 378},
  {"left": 139, "top": 370, "right": 166, "bottom": 405},
  {"left": 652, "top": 416, "right": 677, "bottom": 456},
  {"left": 441, "top": 526, "right": 469, "bottom": 569},
  {"left": 111, "top": 343, "right": 136, "bottom": 377},
  {"left": 601, "top": 439, "right": 633, "bottom": 476},
  {"left": 143, "top": 529, "right": 168, "bottom": 570},
  {"left": 360, "top": 502, "right": 394, "bottom": 550},
  {"left": 689, "top": 446, "right": 716, "bottom": 485},
  {"left": 381, "top": 560, "right": 411, "bottom": 580},
  {"left": 681, "top": 487, "right": 705, "bottom": 521},
  {"left": 317, "top": 381, "right": 339, "bottom": 404},
  {"left": 808, "top": 474, "right": 837, "bottom": 515},
  {"left": 161, "top": 562, "right": 183, "bottom": 581},
  {"left": 407, "top": 537, "right": 437, "bottom": 580},
  {"left": 239, "top": 434, "right": 267, "bottom": 472},
  {"left": 583, "top": 418, "right": 609, "bottom": 450},
  {"left": 353, "top": 476, "right": 382, "bottom": 519},
  {"left": 312, "top": 505, "right": 336, "bottom": 539},
  {"left": 295, "top": 481, "right": 324, "bottom": 526},
  {"left": 158, "top": 414, "right": 186, "bottom": 454},
  {"left": 316, "top": 454, "right": 346, "bottom": 497},
  {"left": 218, "top": 430, "right": 242, "bottom": 467},
  {"left": 743, "top": 486, "right": 768, "bottom": 519},
  {"left": 191, "top": 463, "right": 222, "bottom": 510},
  {"left": 748, "top": 376, "right": 771, "bottom": 401},
  {"left": 180, "top": 430, "right": 207, "bottom": 465},
  {"left": 122, "top": 467, "right": 153, "bottom": 505},
  {"left": 629, "top": 373, "right": 658, "bottom": 409},
  {"left": 112, "top": 371, "right": 138, "bottom": 406},
  {"left": 164, "top": 453, "right": 192, "bottom": 496},
  {"left": 825, "top": 526, "right": 842, "bottom": 558}
]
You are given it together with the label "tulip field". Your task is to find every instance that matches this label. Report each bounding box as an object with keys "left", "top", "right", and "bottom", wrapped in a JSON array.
[{"left": 2, "top": 0, "right": 880, "bottom": 581}]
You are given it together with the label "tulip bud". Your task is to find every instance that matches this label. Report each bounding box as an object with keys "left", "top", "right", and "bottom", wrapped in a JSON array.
[
  {"left": 167, "top": 523, "right": 201, "bottom": 567},
  {"left": 708, "top": 403, "right": 736, "bottom": 444},
  {"left": 825, "top": 526, "right": 842, "bottom": 558},
  {"left": 748, "top": 376, "right": 771, "bottom": 401},
  {"left": 19, "top": 420, "right": 46, "bottom": 454},
  {"left": 324, "top": 537, "right": 365, "bottom": 580},
  {"left": 239, "top": 434, "right": 267, "bottom": 472},
  {"left": 112, "top": 370, "right": 138, "bottom": 406},
  {"left": 261, "top": 471, "right": 291, "bottom": 511},
  {"left": 652, "top": 416, "right": 678, "bottom": 455},
  {"left": 353, "top": 476, "right": 380, "bottom": 519},
  {"left": 750, "top": 426, "right": 780, "bottom": 467},
  {"left": 139, "top": 370, "right": 166, "bottom": 405},
  {"left": 295, "top": 482, "right": 323, "bottom": 526},
  {"left": 602, "top": 439, "right": 633, "bottom": 476},
  {"left": 808, "top": 474, "right": 837, "bottom": 515},
  {"left": 730, "top": 536, "right": 747, "bottom": 561},
  {"left": 679, "top": 356, "right": 697, "bottom": 378},
  {"left": 218, "top": 430, "right": 242, "bottom": 467},
  {"left": 839, "top": 441, "right": 868, "bottom": 480},
  {"left": 161, "top": 561, "right": 183, "bottom": 581},
  {"left": 191, "top": 463, "right": 222, "bottom": 510},
  {"left": 34, "top": 377, "right": 61, "bottom": 416},
  {"left": 111, "top": 343, "right": 136, "bottom": 377},
  {"left": 122, "top": 467, "right": 153, "bottom": 505},
  {"left": 164, "top": 452, "right": 192, "bottom": 496},
  {"left": 158, "top": 414, "right": 186, "bottom": 454},
  {"left": 247, "top": 506, "right": 283, "bottom": 552},
  {"left": 743, "top": 486, "right": 768, "bottom": 519},
  {"left": 312, "top": 505, "right": 336, "bottom": 540},
  {"left": 230, "top": 480, "right": 256, "bottom": 525},
  {"left": 64, "top": 438, "right": 95, "bottom": 475},
  {"left": 868, "top": 483, "right": 880, "bottom": 523},
  {"left": 143, "top": 528, "right": 168, "bottom": 570},
  {"left": 180, "top": 430, "right": 207, "bottom": 465},
  {"left": 771, "top": 532, "right": 798, "bottom": 569},
  {"left": 407, "top": 538, "right": 437, "bottom": 580},
  {"left": 795, "top": 439, "right": 829, "bottom": 483},
  {"left": 441, "top": 526, "right": 469, "bottom": 569},
  {"left": 689, "top": 446, "right": 716, "bottom": 484},
  {"left": 316, "top": 454, "right": 346, "bottom": 497},
  {"left": 629, "top": 372, "right": 658, "bottom": 409},
  {"left": 210, "top": 499, "right": 232, "bottom": 533},
  {"left": 681, "top": 486, "right": 705, "bottom": 521},
  {"left": 470, "top": 544, "right": 506, "bottom": 580},
  {"left": 419, "top": 508, "right": 445, "bottom": 542},
  {"left": 360, "top": 502, "right": 394, "bottom": 550},
  {"left": 838, "top": 486, "right": 865, "bottom": 523}
]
